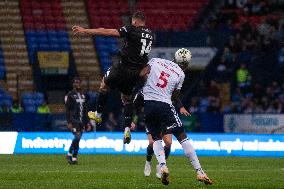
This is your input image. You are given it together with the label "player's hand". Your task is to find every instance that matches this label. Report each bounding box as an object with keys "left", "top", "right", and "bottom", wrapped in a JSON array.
[
  {"left": 130, "top": 122, "right": 136, "bottom": 131},
  {"left": 72, "top": 25, "right": 85, "bottom": 35},
  {"left": 180, "top": 107, "right": 191, "bottom": 116}
]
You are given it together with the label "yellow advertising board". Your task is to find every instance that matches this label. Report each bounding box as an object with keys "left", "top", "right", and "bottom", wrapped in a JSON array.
[
  {"left": 37, "top": 52, "right": 69, "bottom": 74},
  {"left": 38, "top": 52, "right": 69, "bottom": 69}
]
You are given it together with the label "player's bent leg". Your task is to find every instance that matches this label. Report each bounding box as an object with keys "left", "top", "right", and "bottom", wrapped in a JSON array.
[
  {"left": 88, "top": 78, "right": 109, "bottom": 125},
  {"left": 121, "top": 94, "right": 133, "bottom": 144},
  {"left": 175, "top": 131, "right": 213, "bottom": 185}
]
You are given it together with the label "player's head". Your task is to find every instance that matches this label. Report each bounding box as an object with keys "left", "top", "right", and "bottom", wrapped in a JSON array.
[
  {"left": 174, "top": 48, "right": 192, "bottom": 70},
  {"left": 132, "top": 11, "right": 146, "bottom": 27},
  {"left": 72, "top": 77, "right": 81, "bottom": 90}
]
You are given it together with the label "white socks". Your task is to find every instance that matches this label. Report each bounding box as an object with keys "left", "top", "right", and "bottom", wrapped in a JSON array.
[
  {"left": 153, "top": 140, "right": 166, "bottom": 167},
  {"left": 181, "top": 138, "right": 204, "bottom": 174}
]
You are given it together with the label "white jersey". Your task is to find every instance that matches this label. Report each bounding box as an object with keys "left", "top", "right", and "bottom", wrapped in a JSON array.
[{"left": 143, "top": 58, "right": 185, "bottom": 105}]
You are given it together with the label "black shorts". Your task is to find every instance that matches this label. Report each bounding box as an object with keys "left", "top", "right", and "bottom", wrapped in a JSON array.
[
  {"left": 144, "top": 100, "right": 184, "bottom": 139},
  {"left": 104, "top": 61, "right": 144, "bottom": 95}
]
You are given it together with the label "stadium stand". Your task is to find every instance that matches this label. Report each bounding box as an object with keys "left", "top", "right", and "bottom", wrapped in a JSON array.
[
  {"left": 61, "top": 0, "right": 101, "bottom": 90},
  {"left": 85, "top": 0, "right": 125, "bottom": 74},
  {"left": 20, "top": 0, "right": 71, "bottom": 64},
  {"left": 0, "top": 0, "right": 33, "bottom": 99},
  {"left": 135, "top": 0, "right": 209, "bottom": 31},
  {"left": 185, "top": 0, "right": 284, "bottom": 114}
]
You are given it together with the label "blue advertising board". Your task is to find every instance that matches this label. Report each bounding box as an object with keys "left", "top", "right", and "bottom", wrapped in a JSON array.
[{"left": 0, "top": 132, "right": 281, "bottom": 157}]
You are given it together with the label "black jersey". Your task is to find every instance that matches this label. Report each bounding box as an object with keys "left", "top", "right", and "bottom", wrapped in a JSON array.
[
  {"left": 65, "top": 90, "right": 88, "bottom": 125},
  {"left": 118, "top": 25, "right": 154, "bottom": 68}
]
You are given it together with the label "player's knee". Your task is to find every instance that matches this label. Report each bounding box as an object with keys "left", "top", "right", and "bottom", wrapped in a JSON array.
[{"left": 164, "top": 140, "right": 172, "bottom": 148}]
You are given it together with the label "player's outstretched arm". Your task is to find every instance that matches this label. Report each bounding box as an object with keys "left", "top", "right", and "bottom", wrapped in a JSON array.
[{"left": 72, "top": 25, "right": 120, "bottom": 37}]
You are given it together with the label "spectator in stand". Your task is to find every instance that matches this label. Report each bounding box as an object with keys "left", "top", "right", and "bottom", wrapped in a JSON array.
[
  {"left": 37, "top": 100, "right": 50, "bottom": 114},
  {"left": 11, "top": 100, "right": 23, "bottom": 113},
  {"left": 236, "top": 63, "right": 251, "bottom": 94}
]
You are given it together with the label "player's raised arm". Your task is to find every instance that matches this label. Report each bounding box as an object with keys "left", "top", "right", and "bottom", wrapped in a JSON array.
[{"left": 72, "top": 25, "right": 120, "bottom": 37}]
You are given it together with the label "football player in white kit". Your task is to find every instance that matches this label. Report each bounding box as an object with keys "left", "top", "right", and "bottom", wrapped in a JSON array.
[{"left": 142, "top": 48, "right": 213, "bottom": 185}]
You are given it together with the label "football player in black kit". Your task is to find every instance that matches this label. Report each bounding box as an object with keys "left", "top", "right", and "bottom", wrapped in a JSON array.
[
  {"left": 72, "top": 11, "right": 153, "bottom": 144},
  {"left": 65, "top": 77, "right": 90, "bottom": 164}
]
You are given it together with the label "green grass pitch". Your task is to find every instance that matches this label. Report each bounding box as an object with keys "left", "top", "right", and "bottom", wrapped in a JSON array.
[{"left": 0, "top": 154, "right": 283, "bottom": 189}]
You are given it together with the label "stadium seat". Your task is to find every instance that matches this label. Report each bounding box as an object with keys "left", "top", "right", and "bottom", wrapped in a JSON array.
[{"left": 0, "top": 66, "right": 5, "bottom": 79}]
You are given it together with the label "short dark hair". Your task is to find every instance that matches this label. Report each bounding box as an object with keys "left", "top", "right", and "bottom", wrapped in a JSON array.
[
  {"left": 72, "top": 77, "right": 81, "bottom": 83},
  {"left": 132, "top": 11, "right": 145, "bottom": 21}
]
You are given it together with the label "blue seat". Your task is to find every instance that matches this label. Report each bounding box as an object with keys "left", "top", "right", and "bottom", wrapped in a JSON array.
[
  {"left": 109, "top": 44, "right": 119, "bottom": 54},
  {"left": 27, "top": 37, "right": 37, "bottom": 43},
  {"left": 98, "top": 51, "right": 109, "bottom": 59},
  {"left": 107, "top": 37, "right": 117, "bottom": 44},
  {"left": 95, "top": 36, "right": 106, "bottom": 44},
  {"left": 35, "top": 92, "right": 44, "bottom": 99},
  {"left": 25, "top": 31, "right": 37, "bottom": 37},
  {"left": 0, "top": 58, "right": 4, "bottom": 65},
  {"left": 1, "top": 99, "right": 12, "bottom": 107},
  {"left": 96, "top": 44, "right": 108, "bottom": 51},
  {"left": 49, "top": 36, "right": 58, "bottom": 43},
  {"left": 24, "top": 105, "right": 37, "bottom": 113},
  {"left": 0, "top": 66, "right": 5, "bottom": 79},
  {"left": 57, "top": 31, "right": 68, "bottom": 38},
  {"left": 59, "top": 36, "right": 69, "bottom": 43},
  {"left": 47, "top": 31, "right": 57, "bottom": 38},
  {"left": 60, "top": 43, "right": 71, "bottom": 51},
  {"left": 28, "top": 43, "right": 38, "bottom": 50},
  {"left": 38, "top": 37, "right": 48, "bottom": 44},
  {"left": 0, "top": 86, "right": 4, "bottom": 94},
  {"left": 50, "top": 43, "right": 60, "bottom": 50},
  {"left": 38, "top": 43, "right": 50, "bottom": 50},
  {"left": 22, "top": 92, "right": 33, "bottom": 99},
  {"left": 37, "top": 31, "right": 47, "bottom": 38}
]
